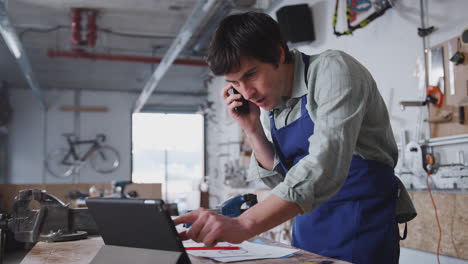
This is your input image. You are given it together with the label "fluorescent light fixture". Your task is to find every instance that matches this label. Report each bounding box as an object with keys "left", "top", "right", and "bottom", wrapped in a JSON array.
[
  {"left": 133, "top": 0, "right": 216, "bottom": 113},
  {"left": 0, "top": 1, "right": 47, "bottom": 109},
  {"left": 0, "top": 1, "right": 22, "bottom": 58},
  {"left": 0, "top": 25, "right": 22, "bottom": 58}
]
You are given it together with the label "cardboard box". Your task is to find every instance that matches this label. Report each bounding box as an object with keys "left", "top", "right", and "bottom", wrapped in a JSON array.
[{"left": 124, "top": 183, "right": 162, "bottom": 199}]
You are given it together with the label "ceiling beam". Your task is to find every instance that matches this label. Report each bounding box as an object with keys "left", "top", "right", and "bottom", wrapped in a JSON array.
[
  {"left": 0, "top": 2, "right": 47, "bottom": 109},
  {"left": 132, "top": 0, "right": 216, "bottom": 113}
]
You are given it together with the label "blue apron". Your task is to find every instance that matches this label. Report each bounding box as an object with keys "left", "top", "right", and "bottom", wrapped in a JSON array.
[{"left": 268, "top": 54, "right": 398, "bottom": 264}]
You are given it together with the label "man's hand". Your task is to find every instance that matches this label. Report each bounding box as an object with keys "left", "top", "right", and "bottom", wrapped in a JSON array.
[
  {"left": 222, "top": 83, "right": 262, "bottom": 134},
  {"left": 173, "top": 208, "right": 255, "bottom": 247}
]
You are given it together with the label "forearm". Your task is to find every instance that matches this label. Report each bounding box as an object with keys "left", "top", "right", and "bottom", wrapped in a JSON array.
[
  {"left": 245, "top": 125, "right": 275, "bottom": 171},
  {"left": 238, "top": 194, "right": 302, "bottom": 237}
]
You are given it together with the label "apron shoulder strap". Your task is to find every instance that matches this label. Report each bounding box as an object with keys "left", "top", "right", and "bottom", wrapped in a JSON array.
[{"left": 300, "top": 53, "right": 310, "bottom": 87}]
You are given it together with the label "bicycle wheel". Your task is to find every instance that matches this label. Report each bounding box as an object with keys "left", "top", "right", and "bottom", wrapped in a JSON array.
[
  {"left": 89, "top": 145, "right": 120, "bottom": 173},
  {"left": 46, "top": 147, "right": 75, "bottom": 178}
]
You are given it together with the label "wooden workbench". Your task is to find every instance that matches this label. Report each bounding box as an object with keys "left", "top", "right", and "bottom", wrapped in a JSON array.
[{"left": 20, "top": 236, "right": 350, "bottom": 264}]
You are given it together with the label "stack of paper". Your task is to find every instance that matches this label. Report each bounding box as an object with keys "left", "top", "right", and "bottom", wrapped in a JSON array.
[{"left": 183, "top": 240, "right": 299, "bottom": 262}]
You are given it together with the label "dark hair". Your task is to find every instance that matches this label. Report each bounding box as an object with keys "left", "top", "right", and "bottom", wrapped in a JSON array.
[{"left": 206, "top": 12, "right": 292, "bottom": 75}]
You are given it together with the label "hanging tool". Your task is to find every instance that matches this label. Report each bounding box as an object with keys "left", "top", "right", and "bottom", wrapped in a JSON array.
[
  {"left": 450, "top": 37, "right": 465, "bottom": 65},
  {"left": 458, "top": 96, "right": 468, "bottom": 125},
  {"left": 461, "top": 28, "right": 468, "bottom": 46},
  {"left": 450, "top": 51, "right": 465, "bottom": 65},
  {"left": 332, "top": 0, "right": 392, "bottom": 37},
  {"left": 404, "top": 142, "right": 426, "bottom": 177},
  {"left": 424, "top": 111, "right": 452, "bottom": 123},
  {"left": 400, "top": 85, "right": 444, "bottom": 110},
  {"left": 425, "top": 154, "right": 436, "bottom": 173}
]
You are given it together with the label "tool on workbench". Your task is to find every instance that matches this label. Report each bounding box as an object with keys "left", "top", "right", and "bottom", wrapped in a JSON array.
[
  {"left": 0, "top": 189, "right": 99, "bottom": 264},
  {"left": 400, "top": 85, "right": 444, "bottom": 110},
  {"left": 184, "top": 194, "right": 257, "bottom": 227},
  {"left": 216, "top": 193, "right": 258, "bottom": 217},
  {"left": 113, "top": 180, "right": 139, "bottom": 198}
]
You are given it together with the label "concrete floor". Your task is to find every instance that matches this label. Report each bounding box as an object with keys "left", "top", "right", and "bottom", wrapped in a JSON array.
[{"left": 400, "top": 247, "right": 468, "bottom": 264}]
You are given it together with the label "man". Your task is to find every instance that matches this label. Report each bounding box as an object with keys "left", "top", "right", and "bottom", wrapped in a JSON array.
[{"left": 174, "top": 12, "right": 414, "bottom": 264}]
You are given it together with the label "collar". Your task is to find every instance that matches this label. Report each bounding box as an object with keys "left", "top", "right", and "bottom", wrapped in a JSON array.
[{"left": 272, "top": 49, "right": 308, "bottom": 110}]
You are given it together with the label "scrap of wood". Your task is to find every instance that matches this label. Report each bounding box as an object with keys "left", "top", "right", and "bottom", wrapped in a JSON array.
[
  {"left": 401, "top": 192, "right": 468, "bottom": 260},
  {"left": 59, "top": 106, "right": 109, "bottom": 112}
]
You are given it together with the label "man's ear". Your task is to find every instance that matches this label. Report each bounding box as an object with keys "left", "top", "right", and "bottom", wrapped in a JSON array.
[{"left": 278, "top": 45, "right": 285, "bottom": 65}]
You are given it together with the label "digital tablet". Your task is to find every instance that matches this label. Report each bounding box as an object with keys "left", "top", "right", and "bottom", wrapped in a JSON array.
[{"left": 86, "top": 198, "right": 190, "bottom": 264}]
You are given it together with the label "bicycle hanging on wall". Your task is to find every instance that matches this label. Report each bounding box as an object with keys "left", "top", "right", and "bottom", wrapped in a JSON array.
[{"left": 46, "top": 133, "right": 120, "bottom": 178}]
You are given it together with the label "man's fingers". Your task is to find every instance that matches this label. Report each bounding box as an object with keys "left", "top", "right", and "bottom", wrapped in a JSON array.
[
  {"left": 178, "top": 231, "right": 189, "bottom": 241},
  {"left": 203, "top": 225, "right": 221, "bottom": 247},
  {"left": 186, "top": 210, "right": 209, "bottom": 242},
  {"left": 197, "top": 215, "right": 216, "bottom": 244},
  {"left": 228, "top": 101, "right": 243, "bottom": 112},
  {"left": 226, "top": 93, "right": 241, "bottom": 105},
  {"left": 204, "top": 235, "right": 218, "bottom": 248},
  {"left": 173, "top": 211, "right": 198, "bottom": 225},
  {"left": 221, "top": 83, "right": 233, "bottom": 99}
]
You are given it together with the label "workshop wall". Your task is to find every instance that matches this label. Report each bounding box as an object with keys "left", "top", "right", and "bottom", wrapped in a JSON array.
[
  {"left": 206, "top": 0, "right": 468, "bottom": 204},
  {"left": 205, "top": 0, "right": 468, "bottom": 263},
  {"left": 7, "top": 88, "right": 204, "bottom": 184}
]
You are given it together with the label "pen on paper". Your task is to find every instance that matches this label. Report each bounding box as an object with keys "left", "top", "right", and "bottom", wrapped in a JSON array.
[{"left": 185, "top": 246, "right": 241, "bottom": 250}]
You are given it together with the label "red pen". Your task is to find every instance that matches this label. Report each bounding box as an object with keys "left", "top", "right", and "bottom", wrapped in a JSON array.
[{"left": 185, "top": 246, "right": 241, "bottom": 250}]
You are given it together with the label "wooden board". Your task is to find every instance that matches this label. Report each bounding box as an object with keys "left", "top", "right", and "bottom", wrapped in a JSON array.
[
  {"left": 0, "top": 183, "right": 161, "bottom": 213},
  {"left": 400, "top": 192, "right": 468, "bottom": 259},
  {"left": 21, "top": 237, "right": 351, "bottom": 264},
  {"left": 427, "top": 36, "right": 468, "bottom": 137},
  {"left": 59, "top": 106, "right": 109, "bottom": 112},
  {"left": 0, "top": 183, "right": 111, "bottom": 213}
]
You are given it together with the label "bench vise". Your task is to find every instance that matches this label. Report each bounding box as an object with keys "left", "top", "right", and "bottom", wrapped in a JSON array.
[{"left": 0, "top": 189, "right": 98, "bottom": 246}]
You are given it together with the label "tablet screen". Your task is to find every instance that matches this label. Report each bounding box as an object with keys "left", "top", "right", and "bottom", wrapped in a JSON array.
[{"left": 86, "top": 198, "right": 187, "bottom": 254}]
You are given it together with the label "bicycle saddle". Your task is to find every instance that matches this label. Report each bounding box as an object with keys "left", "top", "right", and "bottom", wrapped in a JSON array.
[
  {"left": 62, "top": 133, "right": 75, "bottom": 138},
  {"left": 96, "top": 134, "right": 106, "bottom": 142}
]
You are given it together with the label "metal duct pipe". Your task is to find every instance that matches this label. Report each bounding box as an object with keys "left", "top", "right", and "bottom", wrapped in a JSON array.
[
  {"left": 71, "top": 8, "right": 82, "bottom": 46},
  {"left": 86, "top": 10, "right": 97, "bottom": 47},
  {"left": 47, "top": 50, "right": 208, "bottom": 66},
  {"left": 71, "top": 8, "right": 98, "bottom": 47},
  {"left": 191, "top": 1, "right": 233, "bottom": 54}
]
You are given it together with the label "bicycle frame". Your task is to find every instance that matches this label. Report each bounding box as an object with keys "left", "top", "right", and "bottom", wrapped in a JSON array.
[{"left": 61, "top": 136, "right": 104, "bottom": 165}]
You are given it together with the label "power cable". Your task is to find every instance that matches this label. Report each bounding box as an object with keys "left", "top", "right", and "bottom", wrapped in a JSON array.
[
  {"left": 425, "top": 168, "right": 442, "bottom": 264},
  {"left": 18, "top": 25, "right": 177, "bottom": 41}
]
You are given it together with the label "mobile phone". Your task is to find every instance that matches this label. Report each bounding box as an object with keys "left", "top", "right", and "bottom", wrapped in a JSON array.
[{"left": 228, "top": 88, "right": 250, "bottom": 114}]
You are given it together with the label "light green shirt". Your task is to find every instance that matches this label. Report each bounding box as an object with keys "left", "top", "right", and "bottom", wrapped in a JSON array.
[{"left": 248, "top": 49, "right": 399, "bottom": 214}]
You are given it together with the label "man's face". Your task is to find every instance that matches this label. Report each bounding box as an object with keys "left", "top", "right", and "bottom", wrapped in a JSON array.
[{"left": 224, "top": 56, "right": 285, "bottom": 111}]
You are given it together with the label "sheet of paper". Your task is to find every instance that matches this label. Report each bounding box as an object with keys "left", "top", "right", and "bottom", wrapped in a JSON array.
[{"left": 183, "top": 240, "right": 299, "bottom": 262}]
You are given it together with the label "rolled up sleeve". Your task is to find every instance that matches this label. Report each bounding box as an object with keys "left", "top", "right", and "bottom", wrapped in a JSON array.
[
  {"left": 271, "top": 52, "right": 370, "bottom": 214},
  {"left": 247, "top": 111, "right": 284, "bottom": 183}
]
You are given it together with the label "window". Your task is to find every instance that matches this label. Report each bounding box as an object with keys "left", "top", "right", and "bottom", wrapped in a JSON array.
[{"left": 132, "top": 112, "right": 204, "bottom": 213}]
